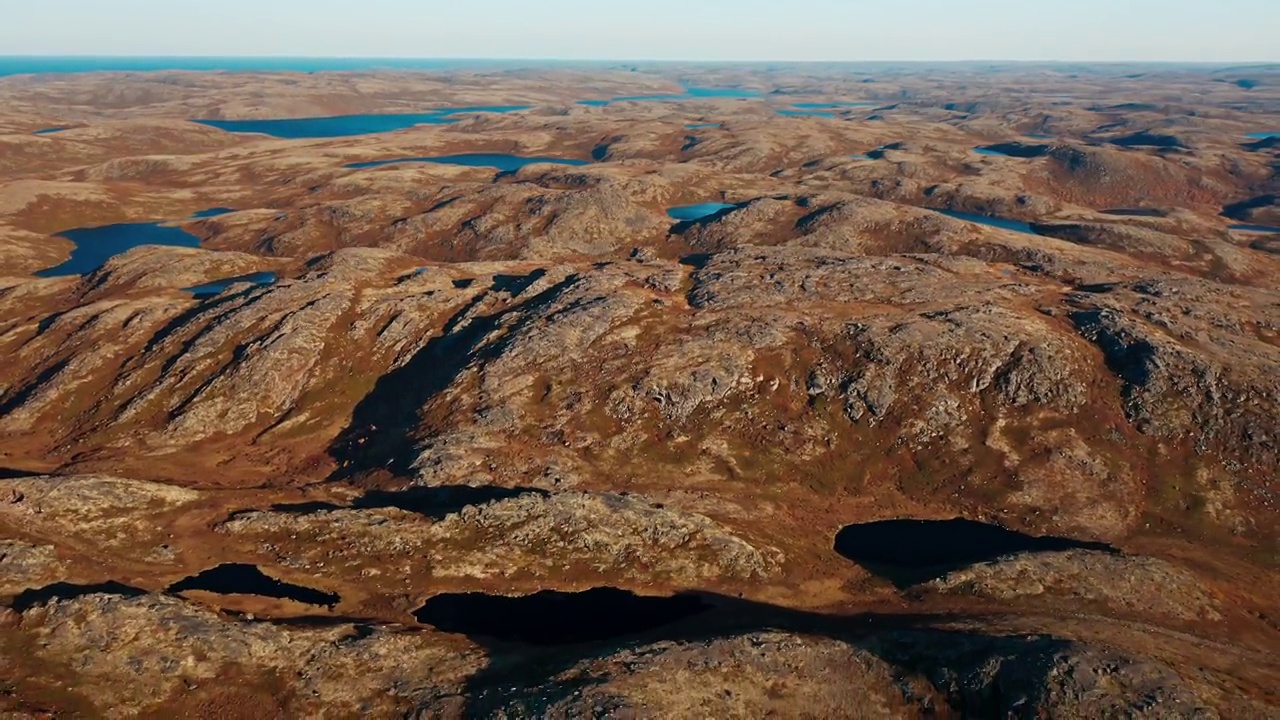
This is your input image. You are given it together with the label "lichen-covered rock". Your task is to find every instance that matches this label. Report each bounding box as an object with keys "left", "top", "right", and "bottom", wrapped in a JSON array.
[{"left": 920, "top": 550, "right": 1223, "bottom": 621}]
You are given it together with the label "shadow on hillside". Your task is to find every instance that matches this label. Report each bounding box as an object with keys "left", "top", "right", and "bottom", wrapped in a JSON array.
[
  {"left": 406, "top": 588, "right": 1078, "bottom": 717},
  {"left": 326, "top": 270, "right": 578, "bottom": 479}
]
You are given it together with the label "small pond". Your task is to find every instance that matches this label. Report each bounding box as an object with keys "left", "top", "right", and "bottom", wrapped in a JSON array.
[
  {"left": 940, "top": 210, "right": 1038, "bottom": 235},
  {"left": 345, "top": 153, "right": 590, "bottom": 171},
  {"left": 184, "top": 271, "right": 278, "bottom": 297},
  {"left": 667, "top": 202, "right": 737, "bottom": 222}
]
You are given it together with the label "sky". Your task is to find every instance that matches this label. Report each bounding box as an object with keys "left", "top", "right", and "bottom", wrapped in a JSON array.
[{"left": 0, "top": 0, "right": 1277, "bottom": 62}]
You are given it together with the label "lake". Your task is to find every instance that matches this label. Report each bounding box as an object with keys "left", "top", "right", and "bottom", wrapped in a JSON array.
[
  {"left": 940, "top": 210, "right": 1037, "bottom": 235},
  {"left": 790, "top": 102, "right": 875, "bottom": 109},
  {"left": 578, "top": 86, "right": 763, "bottom": 106},
  {"left": 974, "top": 147, "right": 1010, "bottom": 156},
  {"left": 1245, "top": 132, "right": 1280, "bottom": 139},
  {"left": 37, "top": 221, "right": 202, "bottom": 277},
  {"left": 184, "top": 271, "right": 278, "bottom": 297},
  {"left": 33, "top": 127, "right": 67, "bottom": 135},
  {"left": 196, "top": 106, "right": 529, "bottom": 139},
  {"left": 686, "top": 123, "right": 721, "bottom": 129},
  {"left": 190, "top": 207, "right": 237, "bottom": 218},
  {"left": 668, "top": 202, "right": 737, "bottom": 221},
  {"left": 1230, "top": 223, "right": 1280, "bottom": 233},
  {"left": 345, "top": 153, "right": 590, "bottom": 171},
  {"left": 777, "top": 109, "right": 838, "bottom": 119}
]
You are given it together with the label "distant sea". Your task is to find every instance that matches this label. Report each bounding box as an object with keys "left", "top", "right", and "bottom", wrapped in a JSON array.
[{"left": 0, "top": 56, "right": 601, "bottom": 77}]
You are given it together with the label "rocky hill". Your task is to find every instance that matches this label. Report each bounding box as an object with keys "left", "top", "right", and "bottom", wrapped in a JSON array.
[{"left": 0, "top": 65, "right": 1277, "bottom": 717}]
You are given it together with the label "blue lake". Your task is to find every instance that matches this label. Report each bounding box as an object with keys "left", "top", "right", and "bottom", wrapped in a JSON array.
[
  {"left": 686, "top": 123, "right": 721, "bottom": 129},
  {"left": 777, "top": 109, "right": 838, "bottom": 119},
  {"left": 974, "top": 147, "right": 1010, "bottom": 156},
  {"left": 184, "top": 271, "right": 278, "bottom": 297},
  {"left": 685, "top": 87, "right": 762, "bottom": 99},
  {"left": 37, "top": 221, "right": 202, "bottom": 277},
  {"left": 668, "top": 202, "right": 737, "bottom": 221},
  {"left": 33, "top": 127, "right": 68, "bottom": 135},
  {"left": 191, "top": 207, "right": 236, "bottom": 218},
  {"left": 940, "top": 210, "right": 1037, "bottom": 235},
  {"left": 790, "top": 102, "right": 875, "bottom": 109},
  {"left": 578, "top": 87, "right": 762, "bottom": 106},
  {"left": 196, "top": 106, "right": 529, "bottom": 139},
  {"left": 345, "top": 153, "right": 590, "bottom": 171},
  {"left": 1230, "top": 223, "right": 1280, "bottom": 233},
  {"left": 1245, "top": 132, "right": 1279, "bottom": 139}
]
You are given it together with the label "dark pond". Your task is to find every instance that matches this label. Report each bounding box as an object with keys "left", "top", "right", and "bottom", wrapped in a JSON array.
[
  {"left": 184, "top": 271, "right": 277, "bottom": 297},
  {"left": 834, "top": 518, "right": 1117, "bottom": 586},
  {"left": 667, "top": 202, "right": 737, "bottom": 222},
  {"left": 1230, "top": 223, "right": 1280, "bottom": 233},
  {"left": 940, "top": 210, "right": 1037, "bottom": 235},
  {"left": 13, "top": 581, "right": 147, "bottom": 612},
  {"left": 195, "top": 106, "right": 529, "bottom": 139},
  {"left": 1245, "top": 132, "right": 1280, "bottom": 139},
  {"left": 33, "top": 127, "right": 67, "bottom": 135},
  {"left": 37, "top": 221, "right": 202, "bottom": 277},
  {"left": 685, "top": 122, "right": 721, "bottom": 129},
  {"left": 345, "top": 153, "right": 590, "bottom": 171},
  {"left": 272, "top": 485, "right": 548, "bottom": 522},
  {"left": 974, "top": 147, "right": 1009, "bottom": 156},
  {"left": 413, "top": 587, "right": 710, "bottom": 645},
  {"left": 167, "top": 563, "right": 340, "bottom": 607}
]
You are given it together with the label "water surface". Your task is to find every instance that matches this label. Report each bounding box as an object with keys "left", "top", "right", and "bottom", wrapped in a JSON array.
[
  {"left": 196, "top": 106, "right": 529, "bottom": 139},
  {"left": 684, "top": 87, "right": 762, "bottom": 98},
  {"left": 37, "top": 221, "right": 202, "bottom": 277},
  {"left": 578, "top": 86, "right": 762, "bottom": 106},
  {"left": 791, "top": 102, "right": 875, "bottom": 109},
  {"left": 168, "top": 563, "right": 339, "bottom": 607},
  {"left": 345, "top": 153, "right": 589, "bottom": 171},
  {"left": 685, "top": 123, "right": 721, "bottom": 129},
  {"left": 941, "top": 210, "right": 1037, "bottom": 235},
  {"left": 1245, "top": 132, "right": 1280, "bottom": 139},
  {"left": 190, "top": 207, "right": 236, "bottom": 218},
  {"left": 777, "top": 109, "right": 838, "bottom": 119},
  {"left": 184, "top": 271, "right": 278, "bottom": 297},
  {"left": 33, "top": 127, "right": 67, "bottom": 135},
  {"left": 1230, "top": 223, "right": 1280, "bottom": 233},
  {"left": 668, "top": 202, "right": 737, "bottom": 221}
]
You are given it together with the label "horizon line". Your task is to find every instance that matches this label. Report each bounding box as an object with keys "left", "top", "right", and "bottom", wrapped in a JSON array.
[{"left": 1, "top": 54, "right": 1278, "bottom": 66}]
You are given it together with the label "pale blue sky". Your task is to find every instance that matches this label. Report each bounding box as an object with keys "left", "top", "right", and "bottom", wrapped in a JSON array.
[{"left": 1, "top": 0, "right": 1276, "bottom": 62}]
